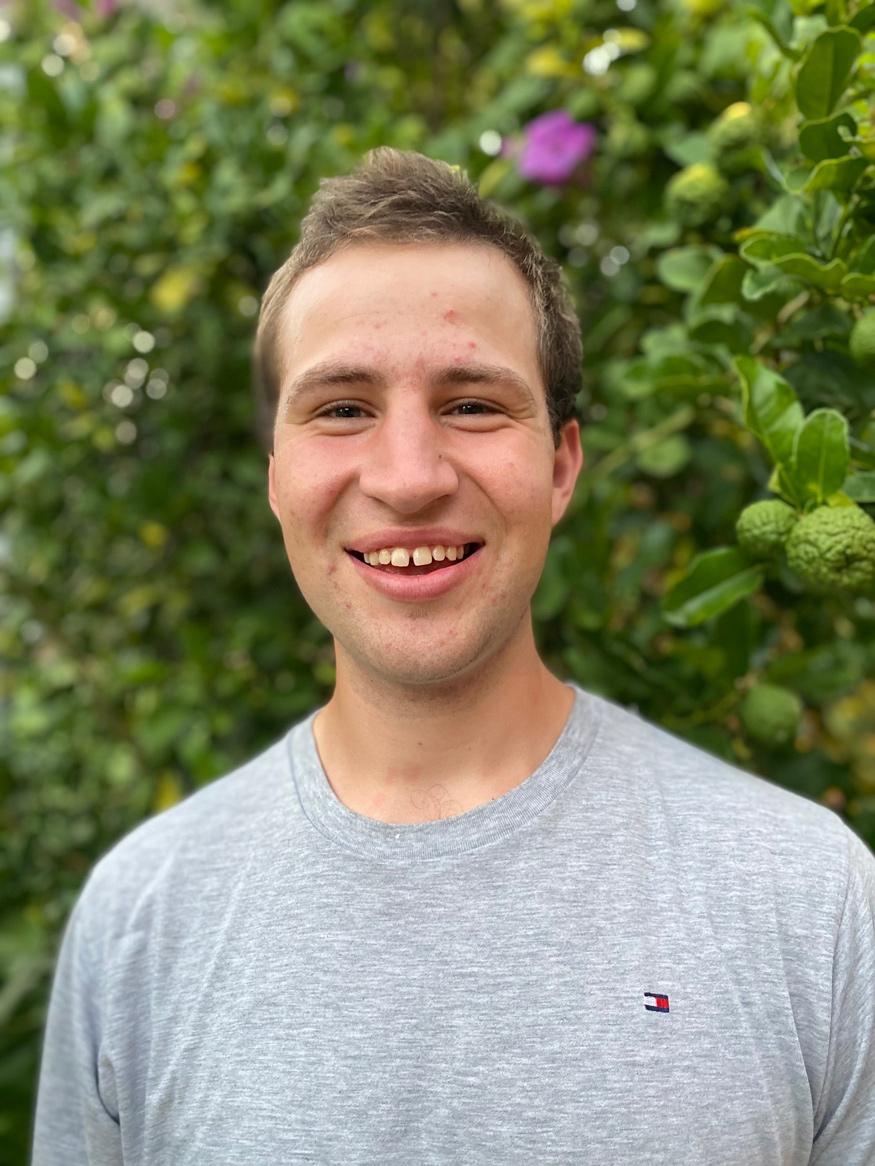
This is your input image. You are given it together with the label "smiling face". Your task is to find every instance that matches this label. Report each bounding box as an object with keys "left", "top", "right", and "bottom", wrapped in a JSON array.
[{"left": 267, "top": 241, "right": 582, "bottom": 690}]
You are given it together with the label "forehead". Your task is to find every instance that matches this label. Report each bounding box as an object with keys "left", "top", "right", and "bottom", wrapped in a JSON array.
[{"left": 275, "top": 242, "right": 541, "bottom": 387}]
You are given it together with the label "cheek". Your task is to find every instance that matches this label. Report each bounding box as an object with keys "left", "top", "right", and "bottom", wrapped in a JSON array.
[
  {"left": 273, "top": 443, "right": 350, "bottom": 524},
  {"left": 489, "top": 448, "right": 556, "bottom": 520}
]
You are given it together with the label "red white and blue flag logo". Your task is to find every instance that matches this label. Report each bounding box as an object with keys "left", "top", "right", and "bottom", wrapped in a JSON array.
[{"left": 644, "top": 992, "right": 670, "bottom": 1013}]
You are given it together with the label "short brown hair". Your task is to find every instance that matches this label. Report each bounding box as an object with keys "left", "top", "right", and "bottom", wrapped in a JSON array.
[{"left": 252, "top": 147, "right": 582, "bottom": 453}]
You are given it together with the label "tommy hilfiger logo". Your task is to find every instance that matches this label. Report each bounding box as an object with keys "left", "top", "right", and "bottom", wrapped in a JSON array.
[{"left": 644, "top": 992, "right": 670, "bottom": 1013}]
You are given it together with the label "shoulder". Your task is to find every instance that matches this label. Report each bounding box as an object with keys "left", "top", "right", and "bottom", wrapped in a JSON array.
[
  {"left": 73, "top": 726, "right": 298, "bottom": 942},
  {"left": 581, "top": 686, "right": 871, "bottom": 896}
]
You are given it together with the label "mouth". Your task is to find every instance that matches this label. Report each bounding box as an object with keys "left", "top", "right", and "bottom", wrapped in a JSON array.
[{"left": 346, "top": 541, "right": 484, "bottom": 576}]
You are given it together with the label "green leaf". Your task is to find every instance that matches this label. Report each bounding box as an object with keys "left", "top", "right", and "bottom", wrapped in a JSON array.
[
  {"left": 737, "top": 235, "right": 847, "bottom": 291},
  {"left": 663, "top": 548, "right": 763, "bottom": 627},
  {"left": 749, "top": 194, "right": 809, "bottom": 236},
  {"left": 803, "top": 155, "right": 869, "bottom": 193},
  {"left": 636, "top": 434, "right": 692, "bottom": 478},
  {"left": 714, "top": 598, "right": 759, "bottom": 681},
  {"left": 850, "top": 4, "right": 875, "bottom": 32},
  {"left": 787, "top": 351, "right": 875, "bottom": 415},
  {"left": 840, "top": 273, "right": 875, "bottom": 300},
  {"left": 791, "top": 408, "right": 850, "bottom": 503},
  {"left": 796, "top": 27, "right": 863, "bottom": 119},
  {"left": 656, "top": 246, "right": 720, "bottom": 292},
  {"left": 854, "top": 235, "right": 875, "bottom": 275},
  {"left": 840, "top": 236, "right": 875, "bottom": 297},
  {"left": 662, "top": 131, "right": 711, "bottom": 168},
  {"left": 766, "top": 640, "right": 865, "bottom": 700},
  {"left": 843, "top": 472, "right": 875, "bottom": 502},
  {"left": 622, "top": 354, "right": 725, "bottom": 399},
  {"left": 798, "top": 110, "right": 857, "bottom": 161},
  {"left": 699, "top": 256, "right": 749, "bottom": 305},
  {"left": 747, "top": 6, "right": 803, "bottom": 59},
  {"left": 735, "top": 356, "right": 805, "bottom": 471},
  {"left": 687, "top": 307, "right": 754, "bottom": 351},
  {"left": 739, "top": 233, "right": 810, "bottom": 264},
  {"left": 778, "top": 302, "right": 850, "bottom": 344},
  {"left": 766, "top": 462, "right": 810, "bottom": 505},
  {"left": 641, "top": 324, "right": 688, "bottom": 356},
  {"left": 772, "top": 253, "right": 847, "bottom": 291},
  {"left": 850, "top": 437, "right": 875, "bottom": 470},
  {"left": 741, "top": 267, "right": 804, "bottom": 302}
]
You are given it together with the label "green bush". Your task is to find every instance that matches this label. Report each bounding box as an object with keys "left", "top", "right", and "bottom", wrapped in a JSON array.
[{"left": 3, "top": 0, "right": 875, "bottom": 1154}]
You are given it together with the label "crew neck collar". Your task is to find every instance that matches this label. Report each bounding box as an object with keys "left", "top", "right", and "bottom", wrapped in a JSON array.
[{"left": 286, "top": 684, "right": 600, "bottom": 862}]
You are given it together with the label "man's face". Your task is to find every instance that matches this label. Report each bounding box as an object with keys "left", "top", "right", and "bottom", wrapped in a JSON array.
[{"left": 267, "top": 241, "right": 582, "bottom": 689}]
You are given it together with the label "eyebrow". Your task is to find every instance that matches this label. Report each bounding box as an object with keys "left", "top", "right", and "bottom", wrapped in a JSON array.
[{"left": 280, "top": 360, "right": 538, "bottom": 415}]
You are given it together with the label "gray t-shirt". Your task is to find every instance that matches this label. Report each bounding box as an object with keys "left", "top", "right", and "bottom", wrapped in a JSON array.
[{"left": 32, "top": 686, "right": 875, "bottom": 1164}]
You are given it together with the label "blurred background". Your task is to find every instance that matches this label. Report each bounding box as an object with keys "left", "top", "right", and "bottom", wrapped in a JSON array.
[{"left": 3, "top": 0, "right": 875, "bottom": 1155}]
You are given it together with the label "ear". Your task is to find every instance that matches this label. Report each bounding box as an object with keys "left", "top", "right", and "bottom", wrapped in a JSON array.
[
  {"left": 267, "top": 453, "right": 281, "bottom": 523},
  {"left": 550, "top": 420, "right": 583, "bottom": 527}
]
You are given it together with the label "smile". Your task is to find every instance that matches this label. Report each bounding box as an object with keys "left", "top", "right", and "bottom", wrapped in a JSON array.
[{"left": 347, "top": 542, "right": 483, "bottom": 576}]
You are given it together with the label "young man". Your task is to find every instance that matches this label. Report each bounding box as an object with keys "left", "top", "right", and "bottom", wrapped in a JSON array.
[{"left": 34, "top": 150, "right": 874, "bottom": 1164}]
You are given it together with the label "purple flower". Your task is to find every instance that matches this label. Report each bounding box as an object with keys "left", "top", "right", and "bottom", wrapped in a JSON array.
[{"left": 517, "top": 111, "right": 596, "bottom": 186}]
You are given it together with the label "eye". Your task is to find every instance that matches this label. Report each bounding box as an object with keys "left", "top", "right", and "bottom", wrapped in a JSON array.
[
  {"left": 449, "top": 400, "right": 499, "bottom": 415},
  {"left": 316, "top": 402, "right": 368, "bottom": 420}
]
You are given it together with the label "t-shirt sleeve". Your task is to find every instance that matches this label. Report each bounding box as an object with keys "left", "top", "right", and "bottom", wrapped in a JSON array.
[
  {"left": 31, "top": 878, "right": 122, "bottom": 1166},
  {"left": 810, "top": 827, "right": 875, "bottom": 1165}
]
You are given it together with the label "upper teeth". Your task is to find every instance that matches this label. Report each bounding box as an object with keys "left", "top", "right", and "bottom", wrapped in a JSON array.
[{"left": 363, "top": 544, "right": 468, "bottom": 567}]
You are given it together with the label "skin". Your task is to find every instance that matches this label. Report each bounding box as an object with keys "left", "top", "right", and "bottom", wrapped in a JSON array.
[{"left": 267, "top": 241, "right": 583, "bottom": 823}]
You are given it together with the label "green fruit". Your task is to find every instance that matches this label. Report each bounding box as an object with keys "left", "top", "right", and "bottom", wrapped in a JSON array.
[
  {"left": 849, "top": 309, "right": 875, "bottom": 368},
  {"left": 665, "top": 163, "right": 729, "bottom": 228},
  {"left": 681, "top": 0, "right": 722, "bottom": 16},
  {"left": 740, "top": 684, "right": 802, "bottom": 749},
  {"left": 736, "top": 500, "right": 797, "bottom": 560},
  {"left": 708, "top": 102, "right": 761, "bottom": 175},
  {"left": 786, "top": 505, "right": 875, "bottom": 594}
]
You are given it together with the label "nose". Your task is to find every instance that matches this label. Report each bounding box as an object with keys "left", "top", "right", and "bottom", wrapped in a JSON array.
[{"left": 358, "top": 400, "right": 459, "bottom": 514}]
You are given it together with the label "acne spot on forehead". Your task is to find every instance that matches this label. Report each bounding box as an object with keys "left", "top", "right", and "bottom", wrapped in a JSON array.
[
  {"left": 467, "top": 340, "right": 477, "bottom": 349},
  {"left": 443, "top": 308, "right": 458, "bottom": 323}
]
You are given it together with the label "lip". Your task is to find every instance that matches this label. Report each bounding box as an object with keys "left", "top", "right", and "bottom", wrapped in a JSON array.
[
  {"left": 346, "top": 543, "right": 484, "bottom": 602},
  {"left": 345, "top": 528, "right": 483, "bottom": 555}
]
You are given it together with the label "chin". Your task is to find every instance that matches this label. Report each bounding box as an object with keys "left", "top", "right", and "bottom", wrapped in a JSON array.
[
  {"left": 340, "top": 623, "right": 521, "bottom": 694},
  {"left": 356, "top": 653, "right": 481, "bottom": 690}
]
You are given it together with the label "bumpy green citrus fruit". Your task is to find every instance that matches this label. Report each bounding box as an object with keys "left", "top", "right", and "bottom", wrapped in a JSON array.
[
  {"left": 849, "top": 310, "right": 875, "bottom": 368},
  {"left": 785, "top": 505, "right": 875, "bottom": 594},
  {"left": 665, "top": 163, "right": 729, "bottom": 228},
  {"left": 714, "top": 103, "right": 760, "bottom": 159},
  {"left": 681, "top": 0, "right": 722, "bottom": 18},
  {"left": 735, "top": 500, "right": 797, "bottom": 560},
  {"left": 740, "top": 684, "right": 802, "bottom": 749}
]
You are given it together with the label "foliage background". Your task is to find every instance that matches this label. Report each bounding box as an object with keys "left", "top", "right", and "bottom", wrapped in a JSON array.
[{"left": 2, "top": 0, "right": 875, "bottom": 1156}]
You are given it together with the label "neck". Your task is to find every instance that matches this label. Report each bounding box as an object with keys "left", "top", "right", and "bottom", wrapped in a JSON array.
[{"left": 312, "top": 622, "right": 574, "bottom": 824}]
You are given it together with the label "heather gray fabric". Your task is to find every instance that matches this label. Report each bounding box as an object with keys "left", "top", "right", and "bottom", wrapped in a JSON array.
[{"left": 32, "top": 686, "right": 875, "bottom": 1165}]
